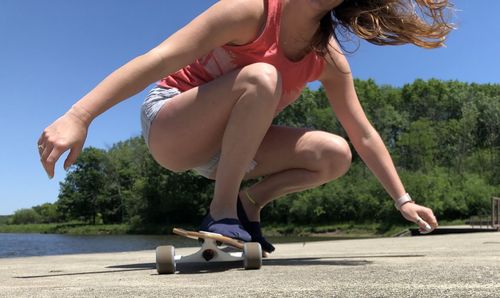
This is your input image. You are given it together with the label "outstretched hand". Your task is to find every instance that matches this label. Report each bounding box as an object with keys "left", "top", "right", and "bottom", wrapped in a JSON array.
[
  {"left": 37, "top": 108, "right": 90, "bottom": 178},
  {"left": 399, "top": 202, "right": 438, "bottom": 234}
]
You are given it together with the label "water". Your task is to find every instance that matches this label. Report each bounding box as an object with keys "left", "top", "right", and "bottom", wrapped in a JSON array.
[
  {"left": 0, "top": 233, "right": 347, "bottom": 259},
  {"left": 0, "top": 233, "right": 195, "bottom": 259}
]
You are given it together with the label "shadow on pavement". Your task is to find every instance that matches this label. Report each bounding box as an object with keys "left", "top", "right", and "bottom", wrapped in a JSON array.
[
  {"left": 13, "top": 254, "right": 424, "bottom": 278},
  {"left": 109, "top": 257, "right": 373, "bottom": 275}
]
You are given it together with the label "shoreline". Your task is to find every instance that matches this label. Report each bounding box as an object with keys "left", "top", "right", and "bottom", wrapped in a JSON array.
[
  {"left": 0, "top": 222, "right": 399, "bottom": 237},
  {"left": 0, "top": 220, "right": 467, "bottom": 237}
]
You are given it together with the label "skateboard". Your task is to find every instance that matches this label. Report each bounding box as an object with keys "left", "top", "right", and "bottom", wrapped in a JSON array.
[{"left": 155, "top": 228, "right": 262, "bottom": 274}]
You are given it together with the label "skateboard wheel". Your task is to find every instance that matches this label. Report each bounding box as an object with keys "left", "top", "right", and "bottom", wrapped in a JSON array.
[
  {"left": 156, "top": 245, "right": 176, "bottom": 274},
  {"left": 243, "top": 242, "right": 262, "bottom": 270}
]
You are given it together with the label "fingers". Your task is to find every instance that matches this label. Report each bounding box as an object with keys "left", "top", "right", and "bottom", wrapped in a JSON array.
[
  {"left": 37, "top": 134, "right": 46, "bottom": 157},
  {"left": 415, "top": 216, "right": 433, "bottom": 234},
  {"left": 64, "top": 144, "right": 83, "bottom": 171},
  {"left": 401, "top": 203, "right": 439, "bottom": 234},
  {"left": 415, "top": 207, "right": 438, "bottom": 234},
  {"left": 38, "top": 112, "right": 88, "bottom": 179},
  {"left": 37, "top": 136, "right": 44, "bottom": 146},
  {"left": 38, "top": 131, "right": 49, "bottom": 175},
  {"left": 425, "top": 208, "right": 438, "bottom": 228},
  {"left": 39, "top": 142, "right": 54, "bottom": 178},
  {"left": 45, "top": 146, "right": 67, "bottom": 178},
  {"left": 38, "top": 133, "right": 69, "bottom": 179},
  {"left": 40, "top": 142, "right": 54, "bottom": 162}
]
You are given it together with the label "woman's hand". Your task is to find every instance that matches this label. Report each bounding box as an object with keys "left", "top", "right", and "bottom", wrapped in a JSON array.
[
  {"left": 37, "top": 106, "right": 91, "bottom": 178},
  {"left": 399, "top": 202, "right": 438, "bottom": 234}
]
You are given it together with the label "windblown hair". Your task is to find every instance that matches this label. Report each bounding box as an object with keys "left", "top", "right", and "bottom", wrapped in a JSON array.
[{"left": 311, "top": 0, "right": 455, "bottom": 57}]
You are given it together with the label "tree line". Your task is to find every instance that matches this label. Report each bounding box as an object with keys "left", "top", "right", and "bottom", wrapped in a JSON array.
[{"left": 9, "top": 79, "right": 500, "bottom": 227}]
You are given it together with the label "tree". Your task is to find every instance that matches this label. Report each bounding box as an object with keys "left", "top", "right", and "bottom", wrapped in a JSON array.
[
  {"left": 57, "top": 147, "right": 109, "bottom": 224},
  {"left": 9, "top": 209, "right": 41, "bottom": 225},
  {"left": 397, "top": 119, "right": 438, "bottom": 171},
  {"left": 32, "top": 203, "right": 59, "bottom": 223}
]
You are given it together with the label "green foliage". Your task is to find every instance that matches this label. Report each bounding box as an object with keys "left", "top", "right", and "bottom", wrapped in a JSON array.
[
  {"left": 9, "top": 208, "right": 42, "bottom": 225},
  {"left": 0, "top": 216, "right": 11, "bottom": 225},
  {"left": 401, "top": 79, "right": 466, "bottom": 122},
  {"left": 397, "top": 119, "right": 439, "bottom": 171},
  {"left": 400, "top": 168, "right": 496, "bottom": 220},
  {"left": 32, "top": 203, "right": 60, "bottom": 223},
  {"left": 16, "top": 79, "right": 499, "bottom": 228},
  {"left": 57, "top": 147, "right": 109, "bottom": 224}
]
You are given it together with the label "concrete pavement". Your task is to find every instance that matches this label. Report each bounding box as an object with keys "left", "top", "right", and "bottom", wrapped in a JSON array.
[{"left": 1, "top": 232, "right": 499, "bottom": 297}]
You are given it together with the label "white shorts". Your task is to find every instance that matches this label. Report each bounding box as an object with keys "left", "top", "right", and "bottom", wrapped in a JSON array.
[{"left": 140, "top": 86, "right": 257, "bottom": 179}]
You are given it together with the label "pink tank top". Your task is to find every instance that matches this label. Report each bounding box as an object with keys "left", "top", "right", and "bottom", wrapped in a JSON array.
[{"left": 158, "top": 0, "right": 325, "bottom": 116}]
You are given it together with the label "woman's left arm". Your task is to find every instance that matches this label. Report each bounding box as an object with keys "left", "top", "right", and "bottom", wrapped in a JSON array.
[{"left": 318, "top": 41, "right": 438, "bottom": 233}]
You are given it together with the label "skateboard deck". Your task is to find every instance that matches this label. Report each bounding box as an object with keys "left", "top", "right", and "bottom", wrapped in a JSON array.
[
  {"left": 155, "top": 227, "right": 262, "bottom": 274},
  {"left": 172, "top": 228, "right": 245, "bottom": 249}
]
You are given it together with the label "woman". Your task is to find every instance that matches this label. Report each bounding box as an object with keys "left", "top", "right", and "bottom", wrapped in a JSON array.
[{"left": 38, "top": 0, "right": 452, "bottom": 253}]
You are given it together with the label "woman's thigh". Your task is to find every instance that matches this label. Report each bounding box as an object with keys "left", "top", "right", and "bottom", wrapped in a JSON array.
[
  {"left": 147, "top": 63, "right": 281, "bottom": 172},
  {"left": 211, "top": 125, "right": 353, "bottom": 181}
]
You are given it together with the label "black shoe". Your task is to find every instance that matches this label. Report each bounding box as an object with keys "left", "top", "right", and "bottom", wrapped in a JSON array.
[{"left": 237, "top": 197, "right": 275, "bottom": 253}]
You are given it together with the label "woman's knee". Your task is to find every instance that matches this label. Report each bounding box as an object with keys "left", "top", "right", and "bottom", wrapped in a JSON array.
[
  {"left": 239, "top": 63, "right": 282, "bottom": 102},
  {"left": 311, "top": 133, "right": 352, "bottom": 180}
]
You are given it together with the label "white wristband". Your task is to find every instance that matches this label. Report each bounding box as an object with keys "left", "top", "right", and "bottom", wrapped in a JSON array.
[{"left": 395, "top": 193, "right": 414, "bottom": 210}]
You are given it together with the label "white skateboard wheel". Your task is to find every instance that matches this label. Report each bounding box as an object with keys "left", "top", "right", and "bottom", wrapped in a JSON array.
[
  {"left": 156, "top": 245, "right": 176, "bottom": 274},
  {"left": 243, "top": 242, "right": 262, "bottom": 270}
]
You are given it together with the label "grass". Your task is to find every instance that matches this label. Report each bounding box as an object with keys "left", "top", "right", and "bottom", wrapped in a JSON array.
[
  {"left": 262, "top": 222, "right": 401, "bottom": 238},
  {"left": 0, "top": 222, "right": 130, "bottom": 235}
]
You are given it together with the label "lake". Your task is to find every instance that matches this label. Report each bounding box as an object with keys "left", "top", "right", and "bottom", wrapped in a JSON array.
[{"left": 0, "top": 233, "right": 345, "bottom": 258}]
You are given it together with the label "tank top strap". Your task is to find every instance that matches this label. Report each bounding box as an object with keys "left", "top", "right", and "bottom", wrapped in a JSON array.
[
  {"left": 224, "top": 0, "right": 282, "bottom": 50},
  {"left": 265, "top": 0, "right": 283, "bottom": 42}
]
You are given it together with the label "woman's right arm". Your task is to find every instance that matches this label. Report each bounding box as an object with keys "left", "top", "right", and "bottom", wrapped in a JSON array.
[{"left": 38, "top": 0, "right": 263, "bottom": 178}]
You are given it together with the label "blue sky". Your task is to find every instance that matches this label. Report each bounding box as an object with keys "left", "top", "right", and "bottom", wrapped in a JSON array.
[{"left": 0, "top": 0, "right": 498, "bottom": 215}]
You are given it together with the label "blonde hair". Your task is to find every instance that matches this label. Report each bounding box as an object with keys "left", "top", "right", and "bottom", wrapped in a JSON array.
[{"left": 311, "top": 0, "right": 455, "bottom": 56}]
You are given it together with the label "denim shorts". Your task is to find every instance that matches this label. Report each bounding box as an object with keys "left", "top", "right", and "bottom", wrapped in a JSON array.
[{"left": 140, "top": 86, "right": 257, "bottom": 179}]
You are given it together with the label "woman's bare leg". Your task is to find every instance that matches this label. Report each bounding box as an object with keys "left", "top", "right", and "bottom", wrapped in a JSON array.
[
  {"left": 203, "top": 125, "right": 351, "bottom": 250},
  {"left": 148, "top": 62, "right": 350, "bottom": 235},
  {"left": 210, "top": 69, "right": 281, "bottom": 219},
  {"left": 210, "top": 126, "right": 353, "bottom": 222},
  {"left": 148, "top": 63, "right": 281, "bottom": 221}
]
